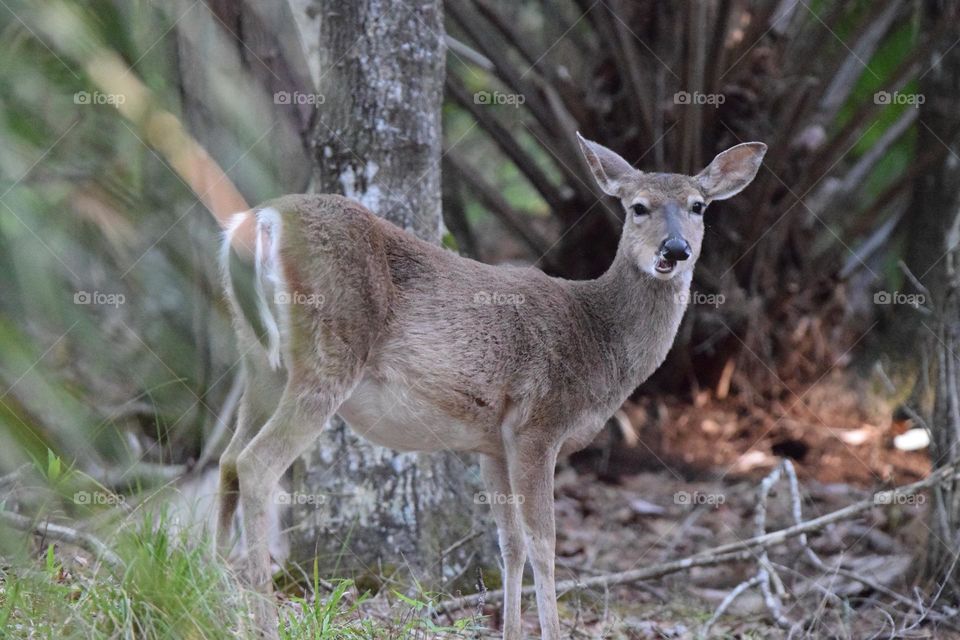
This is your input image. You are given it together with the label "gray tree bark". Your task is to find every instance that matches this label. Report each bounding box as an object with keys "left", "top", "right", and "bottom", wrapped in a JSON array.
[
  {"left": 927, "top": 212, "right": 960, "bottom": 601},
  {"left": 911, "top": 0, "right": 960, "bottom": 601},
  {"left": 284, "top": 0, "right": 493, "bottom": 588}
]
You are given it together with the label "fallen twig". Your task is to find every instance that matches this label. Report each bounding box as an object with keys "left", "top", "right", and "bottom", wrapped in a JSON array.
[
  {"left": 0, "top": 509, "right": 122, "bottom": 569},
  {"left": 702, "top": 462, "right": 794, "bottom": 637},
  {"left": 439, "top": 462, "right": 960, "bottom": 614},
  {"left": 701, "top": 574, "right": 763, "bottom": 633},
  {"left": 0, "top": 464, "right": 32, "bottom": 489}
]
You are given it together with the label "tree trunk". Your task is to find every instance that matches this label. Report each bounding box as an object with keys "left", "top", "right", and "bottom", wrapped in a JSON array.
[
  {"left": 927, "top": 213, "right": 960, "bottom": 600},
  {"left": 284, "top": 0, "right": 493, "bottom": 588},
  {"left": 914, "top": 0, "right": 960, "bottom": 600}
]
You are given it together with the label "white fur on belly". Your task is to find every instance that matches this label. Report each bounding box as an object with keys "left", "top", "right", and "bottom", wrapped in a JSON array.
[{"left": 337, "top": 377, "right": 490, "bottom": 454}]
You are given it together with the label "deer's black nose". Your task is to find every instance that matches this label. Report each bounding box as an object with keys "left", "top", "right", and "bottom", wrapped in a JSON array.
[{"left": 660, "top": 237, "right": 691, "bottom": 262}]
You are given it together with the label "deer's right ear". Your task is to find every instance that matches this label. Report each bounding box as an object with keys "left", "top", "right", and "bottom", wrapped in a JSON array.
[
  {"left": 696, "top": 142, "right": 767, "bottom": 202},
  {"left": 576, "top": 132, "right": 639, "bottom": 197}
]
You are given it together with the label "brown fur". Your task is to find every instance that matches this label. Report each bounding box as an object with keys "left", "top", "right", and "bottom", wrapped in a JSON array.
[{"left": 217, "top": 135, "right": 766, "bottom": 639}]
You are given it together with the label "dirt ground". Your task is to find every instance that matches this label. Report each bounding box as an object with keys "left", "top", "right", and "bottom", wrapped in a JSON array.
[
  {"left": 574, "top": 371, "right": 930, "bottom": 487},
  {"left": 516, "top": 372, "right": 952, "bottom": 638},
  {"left": 533, "top": 463, "right": 949, "bottom": 639}
]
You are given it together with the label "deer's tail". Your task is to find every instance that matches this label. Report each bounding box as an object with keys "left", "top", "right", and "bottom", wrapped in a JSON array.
[{"left": 219, "top": 207, "right": 286, "bottom": 370}]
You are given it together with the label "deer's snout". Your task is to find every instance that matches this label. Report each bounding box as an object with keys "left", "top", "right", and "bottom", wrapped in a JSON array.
[{"left": 659, "top": 237, "right": 691, "bottom": 262}]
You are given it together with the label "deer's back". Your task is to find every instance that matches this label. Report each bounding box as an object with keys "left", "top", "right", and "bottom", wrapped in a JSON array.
[
  {"left": 232, "top": 195, "right": 616, "bottom": 450},
  {"left": 267, "top": 195, "right": 609, "bottom": 447}
]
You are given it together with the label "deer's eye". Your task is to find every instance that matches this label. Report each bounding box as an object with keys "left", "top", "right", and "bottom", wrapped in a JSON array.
[
  {"left": 691, "top": 201, "right": 705, "bottom": 215},
  {"left": 632, "top": 203, "right": 649, "bottom": 217}
]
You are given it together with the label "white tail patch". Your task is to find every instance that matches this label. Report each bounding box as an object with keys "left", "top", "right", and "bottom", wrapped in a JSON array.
[
  {"left": 219, "top": 208, "right": 286, "bottom": 370},
  {"left": 254, "top": 207, "right": 285, "bottom": 370}
]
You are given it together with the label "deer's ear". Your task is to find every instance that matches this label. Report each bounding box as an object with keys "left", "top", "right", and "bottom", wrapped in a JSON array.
[
  {"left": 696, "top": 142, "right": 767, "bottom": 201},
  {"left": 576, "top": 132, "right": 639, "bottom": 197}
]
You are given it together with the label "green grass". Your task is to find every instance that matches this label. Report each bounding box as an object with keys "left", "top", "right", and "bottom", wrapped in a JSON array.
[{"left": 0, "top": 512, "right": 481, "bottom": 639}]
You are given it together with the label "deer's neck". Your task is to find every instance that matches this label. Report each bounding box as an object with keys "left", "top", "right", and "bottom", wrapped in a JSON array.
[{"left": 576, "top": 249, "right": 692, "bottom": 390}]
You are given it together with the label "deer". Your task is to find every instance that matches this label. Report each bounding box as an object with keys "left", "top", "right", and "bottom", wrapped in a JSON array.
[{"left": 215, "top": 133, "right": 766, "bottom": 639}]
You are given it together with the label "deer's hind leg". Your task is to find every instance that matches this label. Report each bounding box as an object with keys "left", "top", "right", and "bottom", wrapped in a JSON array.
[
  {"left": 235, "top": 361, "right": 362, "bottom": 638},
  {"left": 216, "top": 356, "right": 285, "bottom": 556},
  {"left": 229, "top": 198, "right": 391, "bottom": 637}
]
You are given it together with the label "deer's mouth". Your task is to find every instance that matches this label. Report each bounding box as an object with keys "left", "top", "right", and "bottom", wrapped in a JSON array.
[{"left": 654, "top": 255, "right": 677, "bottom": 274}]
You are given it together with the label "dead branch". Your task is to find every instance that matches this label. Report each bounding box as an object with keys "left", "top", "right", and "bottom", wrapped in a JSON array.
[
  {"left": 444, "top": 35, "right": 493, "bottom": 71},
  {"left": 439, "top": 461, "right": 960, "bottom": 614},
  {"left": 705, "top": 459, "right": 959, "bottom": 635},
  {"left": 701, "top": 461, "right": 793, "bottom": 636},
  {"left": 701, "top": 574, "right": 763, "bottom": 633},
  {"left": 445, "top": 75, "right": 568, "bottom": 214},
  {"left": 445, "top": 151, "right": 555, "bottom": 262},
  {"left": 0, "top": 510, "right": 122, "bottom": 569},
  {"left": 0, "top": 464, "right": 32, "bottom": 488}
]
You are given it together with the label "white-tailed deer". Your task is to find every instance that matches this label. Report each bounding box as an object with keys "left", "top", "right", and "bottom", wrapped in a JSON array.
[{"left": 216, "top": 133, "right": 766, "bottom": 639}]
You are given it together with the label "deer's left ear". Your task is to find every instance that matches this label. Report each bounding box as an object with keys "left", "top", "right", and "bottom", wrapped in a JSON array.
[
  {"left": 576, "top": 132, "right": 639, "bottom": 197},
  {"left": 696, "top": 142, "right": 767, "bottom": 202}
]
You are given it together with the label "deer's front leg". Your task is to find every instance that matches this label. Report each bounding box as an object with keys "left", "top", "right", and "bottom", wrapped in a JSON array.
[
  {"left": 480, "top": 454, "right": 526, "bottom": 639},
  {"left": 507, "top": 439, "right": 561, "bottom": 640}
]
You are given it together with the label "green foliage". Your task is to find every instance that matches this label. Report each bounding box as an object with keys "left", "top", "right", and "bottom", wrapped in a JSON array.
[
  {"left": 0, "top": 513, "right": 481, "bottom": 639},
  {"left": 0, "top": 0, "right": 261, "bottom": 477},
  {"left": 1, "top": 513, "right": 247, "bottom": 639}
]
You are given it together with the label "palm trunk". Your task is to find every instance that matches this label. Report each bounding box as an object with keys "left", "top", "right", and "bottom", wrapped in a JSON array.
[{"left": 913, "top": 0, "right": 960, "bottom": 600}]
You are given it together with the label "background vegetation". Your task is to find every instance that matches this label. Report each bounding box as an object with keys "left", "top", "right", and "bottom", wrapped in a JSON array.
[{"left": 1, "top": 0, "right": 959, "bottom": 637}]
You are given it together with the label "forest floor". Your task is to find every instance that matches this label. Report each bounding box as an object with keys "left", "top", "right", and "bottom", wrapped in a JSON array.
[
  {"left": 2, "top": 372, "right": 955, "bottom": 639},
  {"left": 577, "top": 370, "right": 929, "bottom": 487},
  {"left": 531, "top": 371, "right": 950, "bottom": 639}
]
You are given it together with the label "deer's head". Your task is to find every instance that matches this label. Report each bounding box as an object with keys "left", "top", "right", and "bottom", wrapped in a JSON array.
[{"left": 577, "top": 133, "right": 766, "bottom": 280}]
